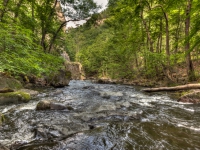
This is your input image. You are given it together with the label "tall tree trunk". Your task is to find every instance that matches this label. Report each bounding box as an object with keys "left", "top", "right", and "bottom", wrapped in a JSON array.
[
  {"left": 31, "top": 0, "right": 35, "bottom": 34},
  {"left": 159, "top": 18, "right": 163, "bottom": 53},
  {"left": 174, "top": 8, "right": 181, "bottom": 54},
  {"left": 164, "top": 12, "right": 170, "bottom": 58},
  {"left": 157, "top": 18, "right": 163, "bottom": 53},
  {"left": 185, "top": 0, "right": 195, "bottom": 81},
  {"left": 140, "top": 10, "right": 154, "bottom": 52},
  {"left": 41, "top": 27, "right": 47, "bottom": 51},
  {"left": 48, "top": 19, "right": 78, "bottom": 52},
  {"left": 41, "top": 0, "right": 58, "bottom": 52}
]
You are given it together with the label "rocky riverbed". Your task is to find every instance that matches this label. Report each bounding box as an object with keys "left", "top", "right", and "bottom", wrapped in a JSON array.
[{"left": 0, "top": 80, "right": 200, "bottom": 149}]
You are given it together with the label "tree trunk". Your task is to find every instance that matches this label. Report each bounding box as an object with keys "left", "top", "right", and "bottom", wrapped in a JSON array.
[
  {"left": 185, "top": 0, "right": 195, "bottom": 81},
  {"left": 141, "top": 10, "right": 154, "bottom": 52},
  {"left": 31, "top": 0, "right": 35, "bottom": 34},
  {"left": 142, "top": 84, "right": 200, "bottom": 92},
  {"left": 48, "top": 19, "right": 78, "bottom": 52},
  {"left": 174, "top": 8, "right": 181, "bottom": 55},
  {"left": 164, "top": 12, "right": 170, "bottom": 57},
  {"left": 41, "top": 26, "right": 47, "bottom": 51}
]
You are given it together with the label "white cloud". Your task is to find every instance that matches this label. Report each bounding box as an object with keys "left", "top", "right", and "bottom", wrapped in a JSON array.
[
  {"left": 66, "top": 0, "right": 108, "bottom": 28},
  {"left": 94, "top": 0, "right": 108, "bottom": 10}
]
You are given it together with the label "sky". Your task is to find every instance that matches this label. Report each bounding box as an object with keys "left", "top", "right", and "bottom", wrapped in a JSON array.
[
  {"left": 94, "top": 0, "right": 108, "bottom": 10},
  {"left": 66, "top": 0, "right": 108, "bottom": 28}
]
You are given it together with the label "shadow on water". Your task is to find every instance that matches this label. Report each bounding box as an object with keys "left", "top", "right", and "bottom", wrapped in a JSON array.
[{"left": 0, "top": 80, "right": 200, "bottom": 149}]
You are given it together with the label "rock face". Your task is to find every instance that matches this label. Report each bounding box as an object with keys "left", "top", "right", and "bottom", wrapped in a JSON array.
[
  {"left": 61, "top": 51, "right": 85, "bottom": 80},
  {"left": 178, "top": 90, "right": 200, "bottom": 103},
  {"left": 48, "top": 69, "right": 71, "bottom": 88},
  {"left": 0, "top": 91, "right": 31, "bottom": 105},
  {"left": 64, "top": 61, "right": 85, "bottom": 80}
]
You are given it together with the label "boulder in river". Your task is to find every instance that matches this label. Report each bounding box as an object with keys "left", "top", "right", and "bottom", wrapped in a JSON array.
[
  {"left": 0, "top": 91, "right": 31, "bottom": 105},
  {"left": 48, "top": 69, "right": 71, "bottom": 88},
  {"left": 36, "top": 100, "right": 73, "bottom": 110},
  {"left": 18, "top": 89, "right": 39, "bottom": 99}
]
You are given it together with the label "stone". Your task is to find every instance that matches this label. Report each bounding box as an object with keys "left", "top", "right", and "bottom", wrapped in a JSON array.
[
  {"left": 178, "top": 90, "right": 200, "bottom": 104},
  {"left": 36, "top": 100, "right": 73, "bottom": 110},
  {"left": 0, "top": 91, "right": 31, "bottom": 105},
  {"left": 64, "top": 61, "right": 85, "bottom": 80},
  {"left": 0, "top": 113, "right": 5, "bottom": 125},
  {"left": 0, "top": 88, "right": 14, "bottom": 93},
  {"left": 0, "top": 76, "right": 22, "bottom": 90},
  {"left": 61, "top": 51, "right": 70, "bottom": 62},
  {"left": 18, "top": 89, "right": 39, "bottom": 98},
  {"left": 50, "top": 103, "right": 67, "bottom": 110},
  {"left": 36, "top": 100, "right": 51, "bottom": 110},
  {"left": 97, "top": 78, "right": 116, "bottom": 84},
  {"left": 48, "top": 69, "right": 71, "bottom": 88},
  {"left": 0, "top": 143, "right": 9, "bottom": 150}
]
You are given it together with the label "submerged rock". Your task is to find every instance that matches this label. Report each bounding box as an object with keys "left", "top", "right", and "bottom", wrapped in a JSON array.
[
  {"left": 0, "top": 91, "right": 31, "bottom": 105},
  {"left": 36, "top": 100, "right": 73, "bottom": 110}
]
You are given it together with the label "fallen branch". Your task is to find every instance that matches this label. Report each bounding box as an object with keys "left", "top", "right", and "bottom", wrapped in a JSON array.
[{"left": 142, "top": 84, "right": 200, "bottom": 92}]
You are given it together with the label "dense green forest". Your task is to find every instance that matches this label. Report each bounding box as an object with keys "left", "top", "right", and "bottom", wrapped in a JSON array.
[
  {"left": 1, "top": 0, "right": 200, "bottom": 84},
  {"left": 66, "top": 0, "right": 200, "bottom": 83},
  {"left": 0, "top": 0, "right": 97, "bottom": 77}
]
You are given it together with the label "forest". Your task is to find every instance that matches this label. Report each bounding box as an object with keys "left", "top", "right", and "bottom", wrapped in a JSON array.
[
  {"left": 1, "top": 1, "right": 200, "bottom": 149},
  {"left": 0, "top": 0, "right": 98, "bottom": 79},
  {"left": 1, "top": 0, "right": 200, "bottom": 85},
  {"left": 66, "top": 0, "right": 200, "bottom": 85}
]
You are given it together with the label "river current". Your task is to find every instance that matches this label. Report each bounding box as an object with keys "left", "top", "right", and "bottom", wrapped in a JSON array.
[{"left": 0, "top": 80, "right": 200, "bottom": 150}]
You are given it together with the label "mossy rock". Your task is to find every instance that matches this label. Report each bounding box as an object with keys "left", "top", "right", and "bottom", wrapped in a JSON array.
[
  {"left": 0, "top": 76, "right": 22, "bottom": 90},
  {"left": 48, "top": 69, "right": 71, "bottom": 88},
  {"left": 0, "top": 113, "right": 5, "bottom": 125},
  {"left": 178, "top": 90, "right": 200, "bottom": 103},
  {"left": 36, "top": 100, "right": 51, "bottom": 110},
  {"left": 0, "top": 91, "right": 31, "bottom": 105},
  {"left": 0, "top": 113, "right": 3, "bottom": 125}
]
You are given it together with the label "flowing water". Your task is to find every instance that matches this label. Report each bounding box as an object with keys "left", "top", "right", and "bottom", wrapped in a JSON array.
[{"left": 0, "top": 80, "right": 200, "bottom": 150}]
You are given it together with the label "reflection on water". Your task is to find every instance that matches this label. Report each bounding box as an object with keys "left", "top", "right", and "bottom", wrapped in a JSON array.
[{"left": 0, "top": 80, "right": 200, "bottom": 149}]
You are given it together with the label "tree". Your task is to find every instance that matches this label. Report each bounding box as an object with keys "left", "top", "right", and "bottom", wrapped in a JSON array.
[{"left": 185, "top": 0, "right": 195, "bottom": 81}]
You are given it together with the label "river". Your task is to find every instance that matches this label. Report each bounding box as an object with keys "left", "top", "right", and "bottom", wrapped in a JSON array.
[{"left": 0, "top": 80, "right": 200, "bottom": 150}]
